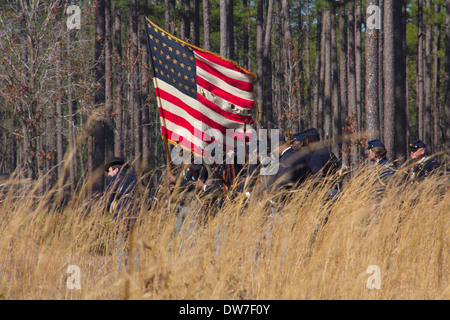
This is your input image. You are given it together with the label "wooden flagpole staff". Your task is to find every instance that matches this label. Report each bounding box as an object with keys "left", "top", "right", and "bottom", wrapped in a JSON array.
[{"left": 152, "top": 77, "right": 174, "bottom": 176}]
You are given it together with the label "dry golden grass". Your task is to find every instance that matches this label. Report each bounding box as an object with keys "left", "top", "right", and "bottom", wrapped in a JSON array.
[{"left": 0, "top": 165, "right": 448, "bottom": 300}]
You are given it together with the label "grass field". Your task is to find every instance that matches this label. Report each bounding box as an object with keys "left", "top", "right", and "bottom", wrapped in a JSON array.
[{"left": 0, "top": 164, "right": 448, "bottom": 300}]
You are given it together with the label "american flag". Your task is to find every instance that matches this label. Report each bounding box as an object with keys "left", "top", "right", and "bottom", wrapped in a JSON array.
[{"left": 144, "top": 17, "right": 255, "bottom": 158}]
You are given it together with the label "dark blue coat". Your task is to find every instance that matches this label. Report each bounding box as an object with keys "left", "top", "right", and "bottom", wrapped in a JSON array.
[
  {"left": 293, "top": 144, "right": 341, "bottom": 178},
  {"left": 106, "top": 170, "right": 138, "bottom": 220},
  {"left": 408, "top": 156, "right": 441, "bottom": 182},
  {"left": 270, "top": 147, "right": 310, "bottom": 191},
  {"left": 372, "top": 157, "right": 396, "bottom": 196},
  {"left": 177, "top": 164, "right": 209, "bottom": 193}
]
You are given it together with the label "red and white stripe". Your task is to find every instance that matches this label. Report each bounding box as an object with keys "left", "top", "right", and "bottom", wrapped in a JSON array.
[{"left": 155, "top": 48, "right": 255, "bottom": 157}]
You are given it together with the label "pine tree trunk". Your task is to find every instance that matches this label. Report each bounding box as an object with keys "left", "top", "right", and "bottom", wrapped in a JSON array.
[
  {"left": 220, "top": 0, "right": 228, "bottom": 58},
  {"left": 202, "top": 0, "right": 211, "bottom": 51},
  {"left": 56, "top": 23, "right": 64, "bottom": 188},
  {"left": 318, "top": 16, "right": 325, "bottom": 135},
  {"left": 67, "top": 30, "right": 78, "bottom": 193},
  {"left": 323, "top": 9, "right": 332, "bottom": 141},
  {"left": 182, "top": 0, "right": 190, "bottom": 41},
  {"left": 383, "top": 0, "right": 395, "bottom": 160},
  {"left": 113, "top": 5, "right": 123, "bottom": 157},
  {"left": 92, "top": 0, "right": 106, "bottom": 194},
  {"left": 331, "top": 7, "right": 341, "bottom": 156},
  {"left": 339, "top": 1, "right": 348, "bottom": 165},
  {"left": 297, "top": 0, "right": 305, "bottom": 129},
  {"left": 275, "top": 1, "right": 283, "bottom": 129},
  {"left": 165, "top": 0, "right": 171, "bottom": 31},
  {"left": 227, "top": 0, "right": 234, "bottom": 60},
  {"left": 417, "top": 0, "right": 425, "bottom": 141},
  {"left": 18, "top": 1, "right": 35, "bottom": 180},
  {"left": 54, "top": 0, "right": 64, "bottom": 189},
  {"left": 305, "top": 0, "right": 311, "bottom": 127},
  {"left": 365, "top": 0, "right": 380, "bottom": 140},
  {"left": 282, "top": 0, "right": 296, "bottom": 132},
  {"left": 105, "top": 0, "right": 114, "bottom": 161},
  {"left": 243, "top": 0, "right": 249, "bottom": 69},
  {"left": 432, "top": 3, "right": 442, "bottom": 153},
  {"left": 131, "top": 0, "right": 141, "bottom": 172},
  {"left": 141, "top": 7, "right": 151, "bottom": 173},
  {"left": 394, "top": 0, "right": 408, "bottom": 164},
  {"left": 378, "top": 0, "right": 384, "bottom": 136},
  {"left": 444, "top": 0, "right": 450, "bottom": 152},
  {"left": 263, "top": 0, "right": 274, "bottom": 129},
  {"left": 191, "top": 0, "right": 200, "bottom": 47},
  {"left": 256, "top": 0, "right": 264, "bottom": 127},
  {"left": 355, "top": 0, "right": 362, "bottom": 136},
  {"left": 347, "top": 1, "right": 358, "bottom": 171},
  {"left": 424, "top": 0, "right": 433, "bottom": 151},
  {"left": 313, "top": 10, "right": 323, "bottom": 130}
]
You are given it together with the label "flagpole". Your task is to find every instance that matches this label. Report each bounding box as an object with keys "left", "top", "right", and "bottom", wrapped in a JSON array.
[
  {"left": 153, "top": 77, "right": 173, "bottom": 175},
  {"left": 163, "top": 134, "right": 174, "bottom": 175}
]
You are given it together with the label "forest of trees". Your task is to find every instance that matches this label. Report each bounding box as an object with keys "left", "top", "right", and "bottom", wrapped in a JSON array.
[{"left": 0, "top": 0, "right": 449, "bottom": 196}]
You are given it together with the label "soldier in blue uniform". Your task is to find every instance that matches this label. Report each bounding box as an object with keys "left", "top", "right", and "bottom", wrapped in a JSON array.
[
  {"left": 293, "top": 129, "right": 340, "bottom": 176},
  {"left": 289, "top": 132, "right": 306, "bottom": 153},
  {"left": 104, "top": 157, "right": 140, "bottom": 267},
  {"left": 366, "top": 139, "right": 396, "bottom": 199},
  {"left": 404, "top": 139, "right": 442, "bottom": 183},
  {"left": 290, "top": 128, "right": 342, "bottom": 199},
  {"left": 265, "top": 135, "right": 310, "bottom": 195},
  {"left": 104, "top": 157, "right": 139, "bottom": 221}
]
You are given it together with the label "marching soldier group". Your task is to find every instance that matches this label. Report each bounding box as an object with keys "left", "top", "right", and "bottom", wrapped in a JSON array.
[
  {"left": 101, "top": 127, "right": 446, "bottom": 235},
  {"left": 0, "top": 128, "right": 443, "bottom": 269}
]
